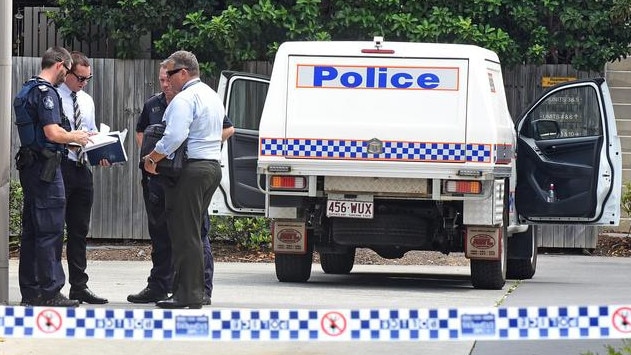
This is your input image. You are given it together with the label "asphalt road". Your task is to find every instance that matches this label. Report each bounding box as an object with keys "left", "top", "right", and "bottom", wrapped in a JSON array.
[{"left": 1, "top": 253, "right": 630, "bottom": 354}]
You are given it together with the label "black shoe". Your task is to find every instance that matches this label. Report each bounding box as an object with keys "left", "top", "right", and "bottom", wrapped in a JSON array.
[
  {"left": 127, "top": 287, "right": 167, "bottom": 304},
  {"left": 69, "top": 288, "right": 108, "bottom": 304},
  {"left": 156, "top": 296, "right": 202, "bottom": 309},
  {"left": 20, "top": 295, "right": 42, "bottom": 307},
  {"left": 40, "top": 293, "right": 80, "bottom": 307},
  {"left": 202, "top": 294, "right": 212, "bottom": 306}
]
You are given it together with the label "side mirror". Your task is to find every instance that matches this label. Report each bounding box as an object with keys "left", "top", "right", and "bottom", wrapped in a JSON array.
[{"left": 533, "top": 119, "right": 560, "bottom": 140}]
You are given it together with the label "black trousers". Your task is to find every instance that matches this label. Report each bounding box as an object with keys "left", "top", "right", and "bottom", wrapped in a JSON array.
[
  {"left": 164, "top": 160, "right": 221, "bottom": 304},
  {"left": 142, "top": 173, "right": 214, "bottom": 296},
  {"left": 60, "top": 159, "right": 93, "bottom": 291}
]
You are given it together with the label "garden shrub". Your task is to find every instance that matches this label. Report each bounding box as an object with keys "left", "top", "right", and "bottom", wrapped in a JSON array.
[{"left": 209, "top": 215, "right": 271, "bottom": 250}]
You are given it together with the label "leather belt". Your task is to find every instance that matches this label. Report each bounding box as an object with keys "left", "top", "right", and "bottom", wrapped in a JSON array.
[
  {"left": 62, "top": 156, "right": 85, "bottom": 167},
  {"left": 187, "top": 159, "right": 219, "bottom": 163}
]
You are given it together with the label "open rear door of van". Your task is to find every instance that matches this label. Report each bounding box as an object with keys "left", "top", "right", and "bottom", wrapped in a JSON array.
[
  {"left": 210, "top": 71, "right": 269, "bottom": 216},
  {"left": 515, "top": 78, "right": 621, "bottom": 226}
]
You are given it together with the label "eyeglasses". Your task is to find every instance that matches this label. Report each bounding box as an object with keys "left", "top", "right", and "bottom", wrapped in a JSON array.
[
  {"left": 70, "top": 71, "right": 93, "bottom": 83},
  {"left": 166, "top": 67, "right": 186, "bottom": 77},
  {"left": 56, "top": 57, "right": 72, "bottom": 73}
]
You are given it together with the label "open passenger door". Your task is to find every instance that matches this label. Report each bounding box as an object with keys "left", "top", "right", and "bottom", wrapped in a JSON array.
[
  {"left": 515, "top": 78, "right": 621, "bottom": 225},
  {"left": 209, "top": 71, "right": 269, "bottom": 216}
]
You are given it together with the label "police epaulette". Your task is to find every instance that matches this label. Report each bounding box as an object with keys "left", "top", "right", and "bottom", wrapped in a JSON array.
[{"left": 37, "top": 85, "right": 49, "bottom": 92}]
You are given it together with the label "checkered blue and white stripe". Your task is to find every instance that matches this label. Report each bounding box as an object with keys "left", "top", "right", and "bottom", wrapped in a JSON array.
[
  {"left": 349, "top": 308, "right": 461, "bottom": 341},
  {"left": 1, "top": 305, "right": 627, "bottom": 341},
  {"left": 260, "top": 138, "right": 492, "bottom": 163},
  {"left": 497, "top": 305, "right": 612, "bottom": 340}
]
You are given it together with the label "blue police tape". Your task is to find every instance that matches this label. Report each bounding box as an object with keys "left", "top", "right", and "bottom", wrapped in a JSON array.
[{"left": 1, "top": 305, "right": 630, "bottom": 341}]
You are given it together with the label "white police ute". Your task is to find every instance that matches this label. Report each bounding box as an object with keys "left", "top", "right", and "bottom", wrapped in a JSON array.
[{"left": 211, "top": 37, "right": 621, "bottom": 290}]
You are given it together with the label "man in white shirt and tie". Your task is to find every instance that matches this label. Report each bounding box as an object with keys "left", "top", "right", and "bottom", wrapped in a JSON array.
[{"left": 57, "top": 51, "right": 108, "bottom": 304}]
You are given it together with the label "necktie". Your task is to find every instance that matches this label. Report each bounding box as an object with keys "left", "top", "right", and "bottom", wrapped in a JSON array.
[
  {"left": 71, "top": 91, "right": 82, "bottom": 130},
  {"left": 71, "top": 91, "right": 86, "bottom": 164}
]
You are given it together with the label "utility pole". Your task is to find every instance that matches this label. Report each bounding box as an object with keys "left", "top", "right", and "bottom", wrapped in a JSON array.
[{"left": 0, "top": 0, "right": 13, "bottom": 303}]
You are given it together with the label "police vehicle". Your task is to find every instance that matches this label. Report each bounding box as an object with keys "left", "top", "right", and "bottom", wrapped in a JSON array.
[{"left": 210, "top": 38, "right": 621, "bottom": 289}]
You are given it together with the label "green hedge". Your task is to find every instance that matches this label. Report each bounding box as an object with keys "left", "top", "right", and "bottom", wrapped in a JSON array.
[
  {"left": 209, "top": 215, "right": 271, "bottom": 250},
  {"left": 9, "top": 179, "right": 271, "bottom": 250},
  {"left": 9, "top": 180, "right": 23, "bottom": 248}
]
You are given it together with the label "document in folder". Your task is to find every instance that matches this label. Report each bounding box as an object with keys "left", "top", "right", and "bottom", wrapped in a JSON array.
[
  {"left": 85, "top": 124, "right": 128, "bottom": 165},
  {"left": 81, "top": 134, "right": 117, "bottom": 151}
]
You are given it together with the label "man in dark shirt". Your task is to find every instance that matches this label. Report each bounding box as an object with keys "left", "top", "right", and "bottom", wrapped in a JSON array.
[{"left": 128, "top": 65, "right": 234, "bottom": 304}]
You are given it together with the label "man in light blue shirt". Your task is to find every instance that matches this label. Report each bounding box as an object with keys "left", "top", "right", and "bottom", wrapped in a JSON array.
[{"left": 143, "top": 50, "right": 224, "bottom": 309}]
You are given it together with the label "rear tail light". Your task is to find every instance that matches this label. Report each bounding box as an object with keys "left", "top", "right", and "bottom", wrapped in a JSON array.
[
  {"left": 444, "top": 180, "right": 482, "bottom": 194},
  {"left": 270, "top": 175, "right": 307, "bottom": 190}
]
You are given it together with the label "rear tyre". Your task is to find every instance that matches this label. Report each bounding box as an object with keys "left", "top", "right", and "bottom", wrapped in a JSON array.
[
  {"left": 470, "top": 180, "right": 508, "bottom": 290},
  {"left": 320, "top": 248, "right": 356, "bottom": 274},
  {"left": 275, "top": 250, "right": 313, "bottom": 282},
  {"left": 470, "top": 235, "right": 507, "bottom": 289},
  {"left": 507, "top": 226, "right": 538, "bottom": 280}
]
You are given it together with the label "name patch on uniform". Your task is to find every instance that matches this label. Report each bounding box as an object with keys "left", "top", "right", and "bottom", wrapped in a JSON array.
[
  {"left": 43, "top": 96, "right": 54, "bottom": 110},
  {"left": 296, "top": 65, "right": 459, "bottom": 90}
]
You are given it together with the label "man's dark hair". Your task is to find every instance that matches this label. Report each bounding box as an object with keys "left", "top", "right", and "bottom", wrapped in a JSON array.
[
  {"left": 163, "top": 51, "right": 200, "bottom": 77},
  {"left": 70, "top": 51, "right": 90, "bottom": 70},
  {"left": 42, "top": 46, "right": 72, "bottom": 69},
  {"left": 41, "top": 46, "right": 72, "bottom": 70}
]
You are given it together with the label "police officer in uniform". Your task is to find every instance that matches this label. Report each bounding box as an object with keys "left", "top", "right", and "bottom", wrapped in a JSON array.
[
  {"left": 14, "top": 46, "right": 90, "bottom": 307},
  {"left": 128, "top": 65, "right": 234, "bottom": 305}
]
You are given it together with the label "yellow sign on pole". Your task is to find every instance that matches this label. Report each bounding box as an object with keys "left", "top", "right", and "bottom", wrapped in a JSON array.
[{"left": 541, "top": 76, "right": 577, "bottom": 88}]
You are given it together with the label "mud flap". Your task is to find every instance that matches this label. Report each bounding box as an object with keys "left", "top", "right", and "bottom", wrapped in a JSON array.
[
  {"left": 272, "top": 220, "right": 307, "bottom": 254},
  {"left": 465, "top": 226, "right": 502, "bottom": 261}
]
